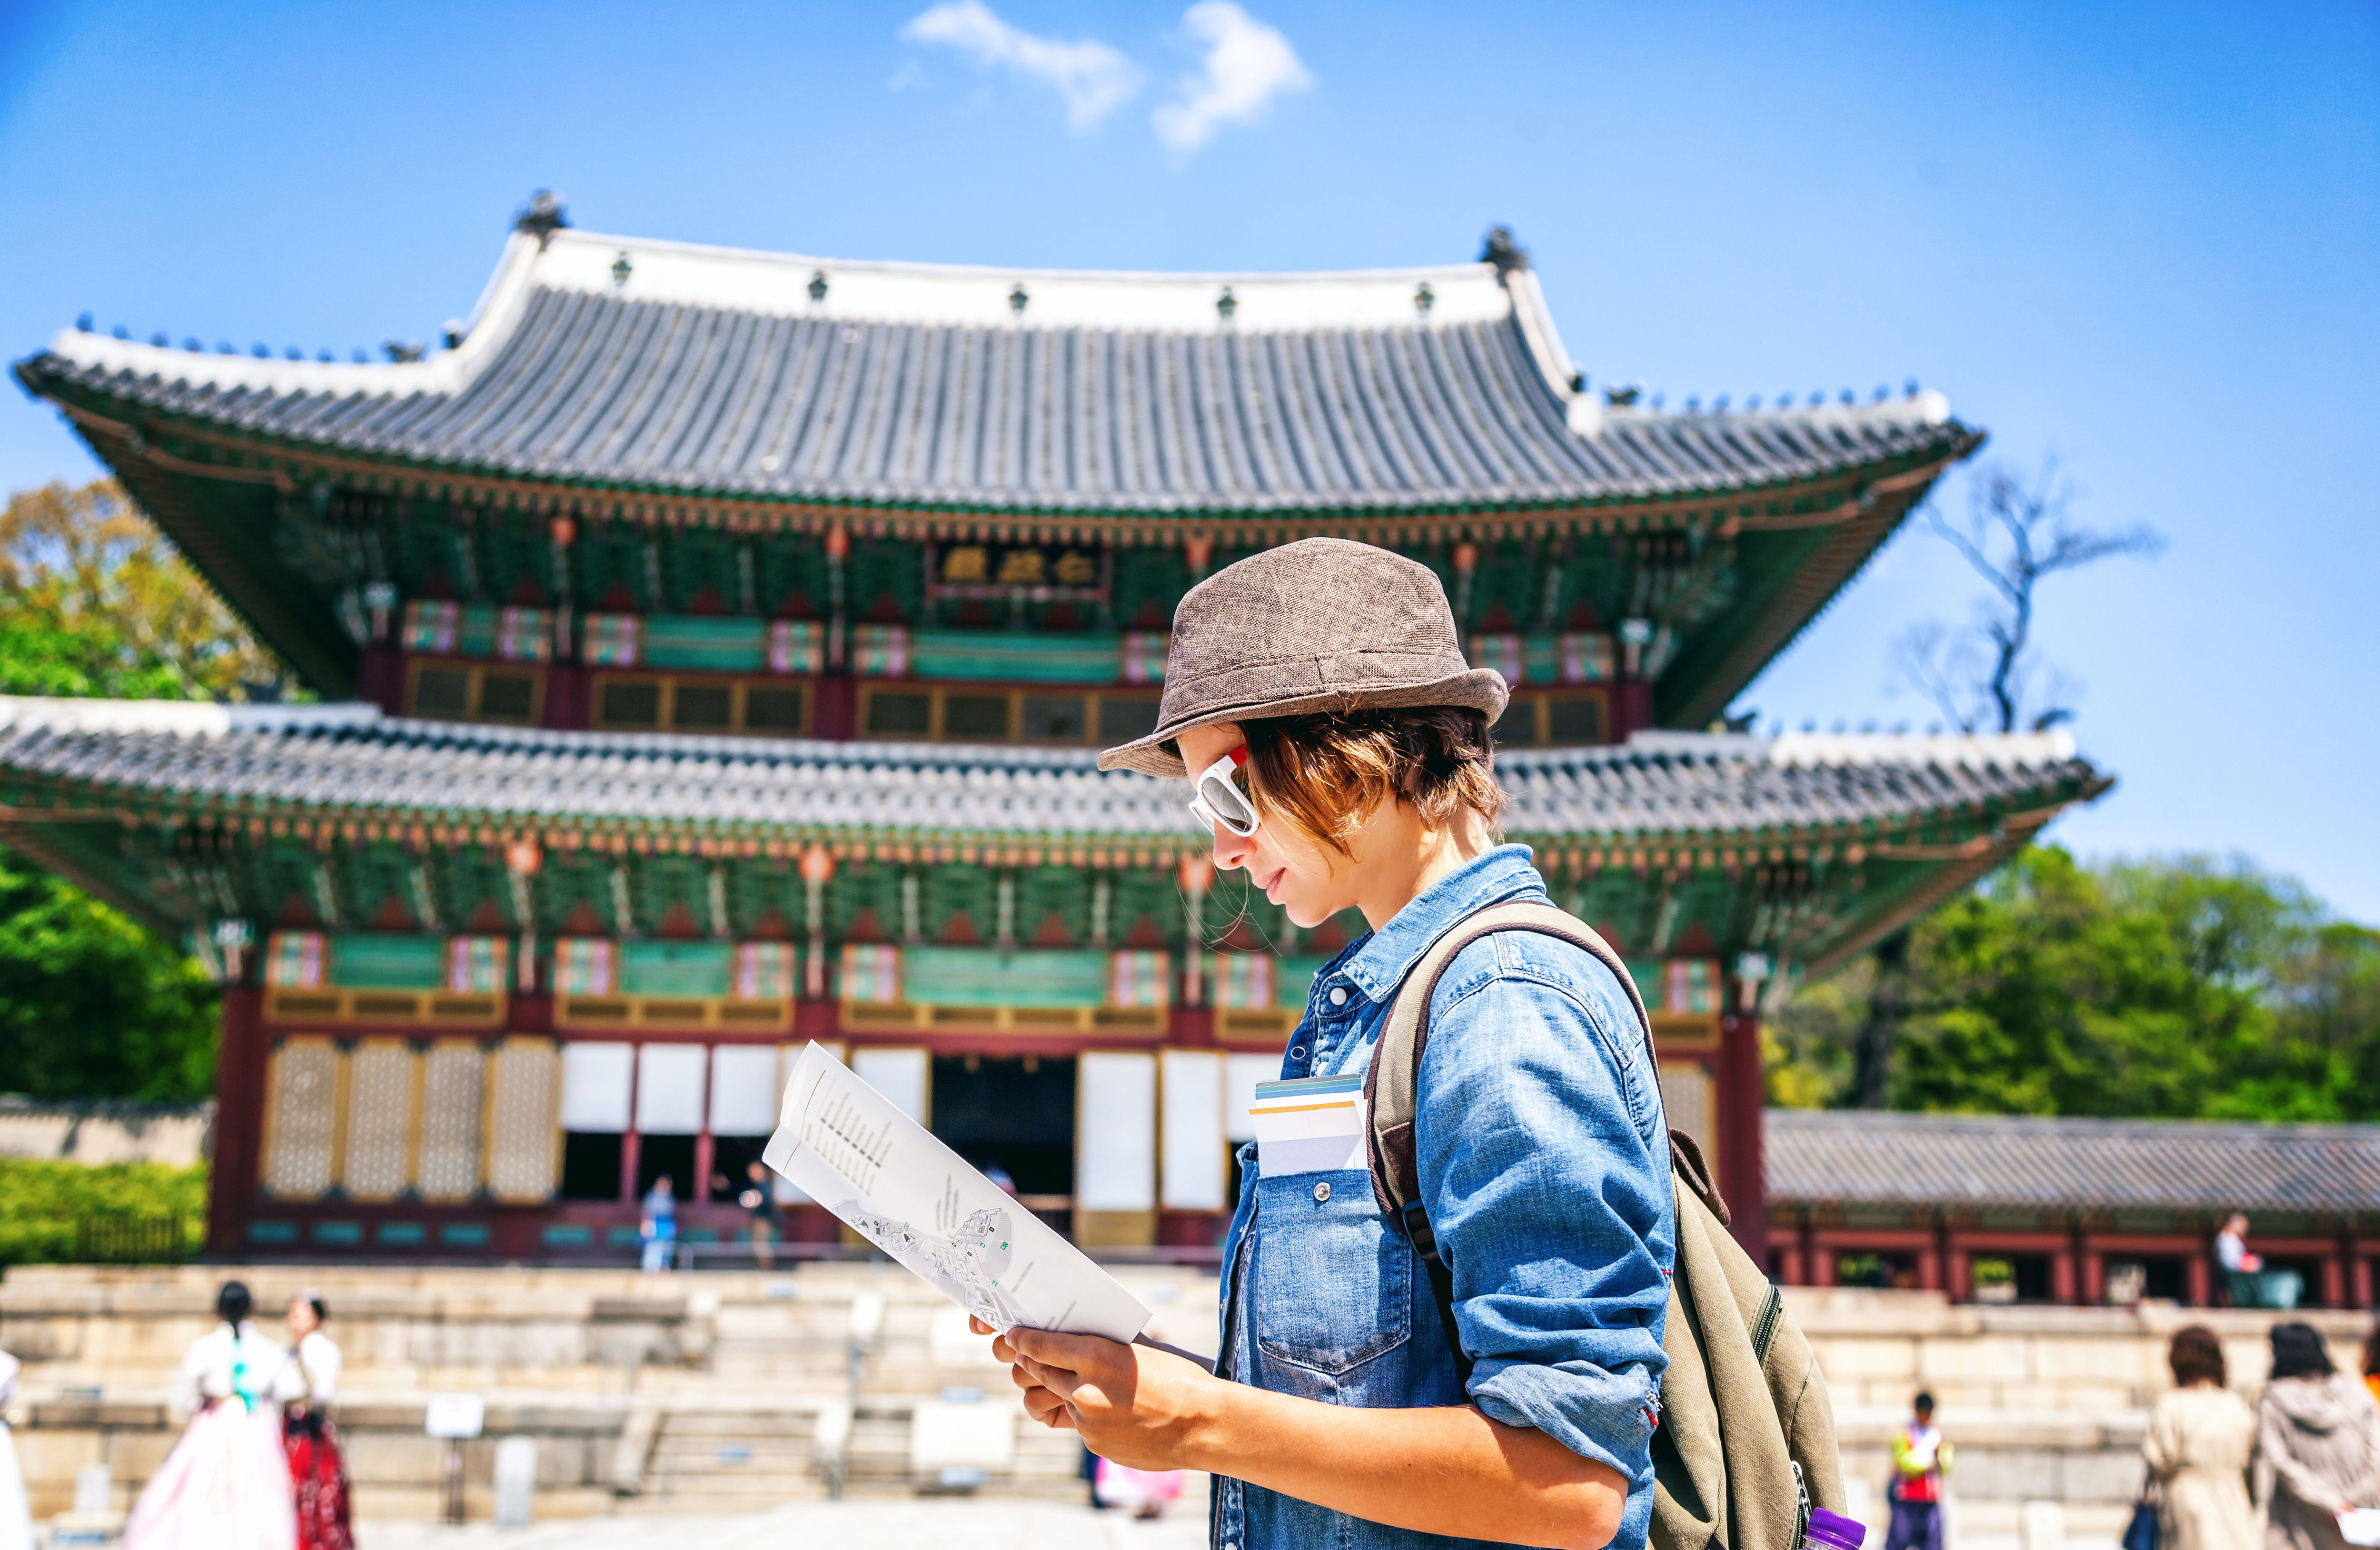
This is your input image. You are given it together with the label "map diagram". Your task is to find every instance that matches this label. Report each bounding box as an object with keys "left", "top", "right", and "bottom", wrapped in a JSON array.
[
  {"left": 837, "top": 1199, "right": 1027, "bottom": 1329},
  {"left": 764, "top": 1041, "right": 1150, "bottom": 1343}
]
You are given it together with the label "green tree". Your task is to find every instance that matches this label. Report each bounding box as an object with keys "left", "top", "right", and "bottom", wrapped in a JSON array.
[
  {"left": 0, "top": 478, "right": 293, "bottom": 700},
  {"left": 1767, "top": 846, "right": 2380, "bottom": 1121},
  {"left": 0, "top": 477, "right": 284, "bottom": 1100}
]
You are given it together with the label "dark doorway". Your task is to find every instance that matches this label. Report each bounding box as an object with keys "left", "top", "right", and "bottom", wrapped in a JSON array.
[
  {"left": 930, "top": 1055, "right": 1076, "bottom": 1196},
  {"left": 2141, "top": 1257, "right": 2188, "bottom": 1302},
  {"left": 561, "top": 1132, "right": 623, "bottom": 1201},
  {"left": 638, "top": 1134, "right": 695, "bottom": 1202}
]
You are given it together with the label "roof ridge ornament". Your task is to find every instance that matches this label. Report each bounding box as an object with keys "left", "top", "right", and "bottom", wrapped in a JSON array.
[
  {"left": 1215, "top": 286, "right": 1237, "bottom": 322},
  {"left": 1008, "top": 283, "right": 1030, "bottom": 316},
  {"left": 514, "top": 188, "right": 570, "bottom": 249},
  {"left": 1414, "top": 281, "right": 1434, "bottom": 317},
  {"left": 808, "top": 270, "right": 829, "bottom": 304},
  {"left": 1480, "top": 225, "right": 1528, "bottom": 284}
]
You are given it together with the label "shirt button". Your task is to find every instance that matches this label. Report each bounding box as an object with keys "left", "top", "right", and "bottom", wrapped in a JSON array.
[
  {"left": 1328, "top": 986, "right": 1349, "bottom": 1006},
  {"left": 1313, "top": 1181, "right": 1331, "bottom": 1203}
]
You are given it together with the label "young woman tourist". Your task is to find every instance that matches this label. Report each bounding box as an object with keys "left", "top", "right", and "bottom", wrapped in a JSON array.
[
  {"left": 976, "top": 539, "right": 1677, "bottom": 1550},
  {"left": 2143, "top": 1326, "right": 2257, "bottom": 1550},
  {"left": 125, "top": 1281, "right": 300, "bottom": 1550},
  {"left": 280, "top": 1293, "right": 351, "bottom": 1550},
  {"left": 2257, "top": 1322, "right": 2380, "bottom": 1550}
]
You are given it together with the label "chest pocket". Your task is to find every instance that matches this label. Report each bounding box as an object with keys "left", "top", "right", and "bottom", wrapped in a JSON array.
[{"left": 1251, "top": 1168, "right": 1412, "bottom": 1375}]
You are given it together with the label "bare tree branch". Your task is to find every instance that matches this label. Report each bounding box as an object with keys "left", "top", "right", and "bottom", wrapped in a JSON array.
[{"left": 1902, "top": 456, "right": 2164, "bottom": 732}]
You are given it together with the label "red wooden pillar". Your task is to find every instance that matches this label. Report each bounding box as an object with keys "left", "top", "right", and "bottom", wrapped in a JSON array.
[
  {"left": 542, "top": 665, "right": 589, "bottom": 730},
  {"left": 1716, "top": 1010, "right": 1766, "bottom": 1263},
  {"left": 2186, "top": 1249, "right": 2212, "bottom": 1308},
  {"left": 357, "top": 645, "right": 406, "bottom": 717},
  {"left": 2321, "top": 1250, "right": 2347, "bottom": 1310},
  {"left": 813, "top": 675, "right": 856, "bottom": 740},
  {"left": 206, "top": 985, "right": 269, "bottom": 1255}
]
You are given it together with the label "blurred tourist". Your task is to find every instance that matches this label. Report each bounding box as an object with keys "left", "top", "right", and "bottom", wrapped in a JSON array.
[
  {"left": 125, "top": 1281, "right": 301, "bottom": 1550},
  {"left": 0, "top": 1346, "right": 28, "bottom": 1550},
  {"left": 2219, "top": 1216, "right": 2303, "bottom": 1310},
  {"left": 1094, "top": 1454, "right": 1186, "bottom": 1520},
  {"left": 640, "top": 1174, "right": 677, "bottom": 1275},
  {"left": 1886, "top": 1391, "right": 1954, "bottom": 1550},
  {"left": 2145, "top": 1325, "right": 2257, "bottom": 1550},
  {"left": 280, "top": 1293, "right": 350, "bottom": 1550},
  {"left": 2256, "top": 1323, "right": 2380, "bottom": 1550},
  {"left": 737, "top": 1160, "right": 780, "bottom": 1269}
]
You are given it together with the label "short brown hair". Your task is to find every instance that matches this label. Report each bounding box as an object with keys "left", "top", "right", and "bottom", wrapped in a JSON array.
[
  {"left": 2169, "top": 1325, "right": 2226, "bottom": 1388},
  {"left": 1241, "top": 705, "right": 1504, "bottom": 857}
]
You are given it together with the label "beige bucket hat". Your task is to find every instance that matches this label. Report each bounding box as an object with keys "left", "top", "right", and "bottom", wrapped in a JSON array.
[{"left": 1098, "top": 537, "right": 1509, "bottom": 778}]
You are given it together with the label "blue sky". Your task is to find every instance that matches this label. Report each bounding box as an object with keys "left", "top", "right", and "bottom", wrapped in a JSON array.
[{"left": 4, "top": 0, "right": 2375, "bottom": 918}]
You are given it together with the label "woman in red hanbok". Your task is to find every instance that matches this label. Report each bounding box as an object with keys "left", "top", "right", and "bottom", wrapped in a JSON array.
[{"left": 279, "top": 1293, "right": 350, "bottom": 1550}]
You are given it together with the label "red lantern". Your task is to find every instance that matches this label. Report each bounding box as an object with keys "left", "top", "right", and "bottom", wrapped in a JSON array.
[
  {"left": 799, "top": 845, "right": 836, "bottom": 885},
  {"left": 505, "top": 839, "right": 542, "bottom": 876}
]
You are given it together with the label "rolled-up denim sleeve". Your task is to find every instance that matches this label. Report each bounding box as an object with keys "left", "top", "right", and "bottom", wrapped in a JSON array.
[{"left": 1411, "top": 939, "right": 1676, "bottom": 1488}]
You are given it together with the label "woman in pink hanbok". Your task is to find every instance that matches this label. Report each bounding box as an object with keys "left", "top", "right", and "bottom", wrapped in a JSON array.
[{"left": 124, "top": 1282, "right": 300, "bottom": 1550}]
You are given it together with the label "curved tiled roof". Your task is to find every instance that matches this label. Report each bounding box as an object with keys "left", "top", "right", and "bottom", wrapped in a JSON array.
[
  {"left": 23, "top": 230, "right": 1969, "bottom": 515},
  {"left": 1766, "top": 1108, "right": 2380, "bottom": 1217},
  {"left": 0, "top": 701, "right": 2097, "bottom": 843},
  {"left": 1496, "top": 731, "right": 2102, "bottom": 838}
]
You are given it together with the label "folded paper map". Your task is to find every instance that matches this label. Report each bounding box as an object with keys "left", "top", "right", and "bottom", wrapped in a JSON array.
[{"left": 763, "top": 1041, "right": 1151, "bottom": 1343}]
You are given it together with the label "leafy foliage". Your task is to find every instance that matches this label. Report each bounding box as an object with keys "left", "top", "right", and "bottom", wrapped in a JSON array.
[
  {"left": 0, "top": 1159, "right": 208, "bottom": 1266},
  {"left": 1767, "top": 846, "right": 2380, "bottom": 1120},
  {"left": 0, "top": 478, "right": 294, "bottom": 701},
  {"left": 0, "top": 847, "right": 219, "bottom": 1099}
]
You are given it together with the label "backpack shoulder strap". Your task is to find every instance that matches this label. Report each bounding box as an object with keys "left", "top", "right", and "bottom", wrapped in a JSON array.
[
  {"left": 1363, "top": 900, "right": 1653, "bottom": 1227},
  {"left": 1363, "top": 899, "right": 1736, "bottom": 1379}
]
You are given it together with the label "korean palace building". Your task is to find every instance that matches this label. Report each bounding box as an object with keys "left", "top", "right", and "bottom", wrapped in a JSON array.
[{"left": 2, "top": 201, "right": 2109, "bottom": 1268}]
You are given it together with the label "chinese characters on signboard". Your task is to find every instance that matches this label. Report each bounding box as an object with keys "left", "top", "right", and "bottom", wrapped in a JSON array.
[{"left": 931, "top": 543, "right": 1104, "bottom": 598}]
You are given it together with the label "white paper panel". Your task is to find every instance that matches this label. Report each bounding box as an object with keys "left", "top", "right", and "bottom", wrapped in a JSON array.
[
  {"left": 1224, "top": 1054, "right": 1278, "bottom": 1143},
  {"left": 636, "top": 1043, "right": 707, "bottom": 1133},
  {"left": 559, "top": 1041, "right": 634, "bottom": 1132},
  {"left": 850, "top": 1047, "right": 927, "bottom": 1125},
  {"left": 1077, "top": 1051, "right": 1156, "bottom": 1212},
  {"left": 1160, "top": 1050, "right": 1226, "bottom": 1211},
  {"left": 709, "top": 1045, "right": 782, "bottom": 1136}
]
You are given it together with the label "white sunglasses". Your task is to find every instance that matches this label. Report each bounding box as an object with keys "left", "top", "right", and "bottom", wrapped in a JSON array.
[{"left": 1186, "top": 747, "right": 1260, "bottom": 838}]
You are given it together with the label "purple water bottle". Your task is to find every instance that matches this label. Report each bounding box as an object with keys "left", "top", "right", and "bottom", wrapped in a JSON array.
[{"left": 1805, "top": 1509, "right": 1868, "bottom": 1550}]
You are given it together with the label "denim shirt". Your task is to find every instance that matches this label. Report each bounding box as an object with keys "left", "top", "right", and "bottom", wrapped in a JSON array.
[{"left": 1211, "top": 845, "right": 1676, "bottom": 1550}]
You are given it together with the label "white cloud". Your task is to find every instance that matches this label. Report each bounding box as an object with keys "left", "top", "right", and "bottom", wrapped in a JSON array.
[
  {"left": 900, "top": 0, "right": 1142, "bottom": 132},
  {"left": 1151, "top": 1, "right": 1314, "bottom": 155}
]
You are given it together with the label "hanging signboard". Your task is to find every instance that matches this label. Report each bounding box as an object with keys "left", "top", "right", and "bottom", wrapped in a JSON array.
[{"left": 929, "top": 542, "right": 1106, "bottom": 602}]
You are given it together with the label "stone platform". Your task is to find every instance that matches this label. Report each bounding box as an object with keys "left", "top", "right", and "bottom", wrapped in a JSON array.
[{"left": 4, "top": 1265, "right": 2370, "bottom": 1533}]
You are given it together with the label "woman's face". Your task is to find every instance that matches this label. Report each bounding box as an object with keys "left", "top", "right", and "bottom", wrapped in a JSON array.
[
  {"left": 1176, "top": 722, "right": 1362, "bottom": 929},
  {"left": 286, "top": 1298, "right": 319, "bottom": 1339}
]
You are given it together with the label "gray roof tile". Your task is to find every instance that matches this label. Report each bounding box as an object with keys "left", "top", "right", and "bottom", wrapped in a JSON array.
[{"left": 1766, "top": 1108, "right": 2380, "bottom": 1216}]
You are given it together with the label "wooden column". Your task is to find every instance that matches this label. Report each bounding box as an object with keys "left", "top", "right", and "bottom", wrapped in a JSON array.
[
  {"left": 205, "top": 985, "right": 268, "bottom": 1255},
  {"left": 1716, "top": 1010, "right": 1767, "bottom": 1263}
]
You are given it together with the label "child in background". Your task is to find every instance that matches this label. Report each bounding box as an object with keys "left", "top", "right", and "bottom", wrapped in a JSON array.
[{"left": 1886, "top": 1392, "right": 1954, "bottom": 1550}]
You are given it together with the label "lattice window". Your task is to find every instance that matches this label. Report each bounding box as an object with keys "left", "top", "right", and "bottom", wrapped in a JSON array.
[
  {"left": 416, "top": 1041, "right": 486, "bottom": 1203},
  {"left": 263, "top": 1038, "right": 341, "bottom": 1200},
  {"left": 485, "top": 1037, "right": 561, "bottom": 1204},
  {"left": 341, "top": 1040, "right": 416, "bottom": 1202}
]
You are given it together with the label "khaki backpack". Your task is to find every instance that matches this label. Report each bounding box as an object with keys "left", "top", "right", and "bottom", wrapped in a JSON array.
[{"left": 1362, "top": 902, "right": 1845, "bottom": 1550}]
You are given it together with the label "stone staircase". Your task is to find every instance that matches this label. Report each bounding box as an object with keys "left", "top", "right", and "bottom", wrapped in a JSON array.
[{"left": 0, "top": 1260, "right": 1221, "bottom": 1521}]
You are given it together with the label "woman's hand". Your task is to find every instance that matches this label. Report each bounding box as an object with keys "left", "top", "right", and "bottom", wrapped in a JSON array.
[{"left": 967, "top": 1316, "right": 1223, "bottom": 1471}]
